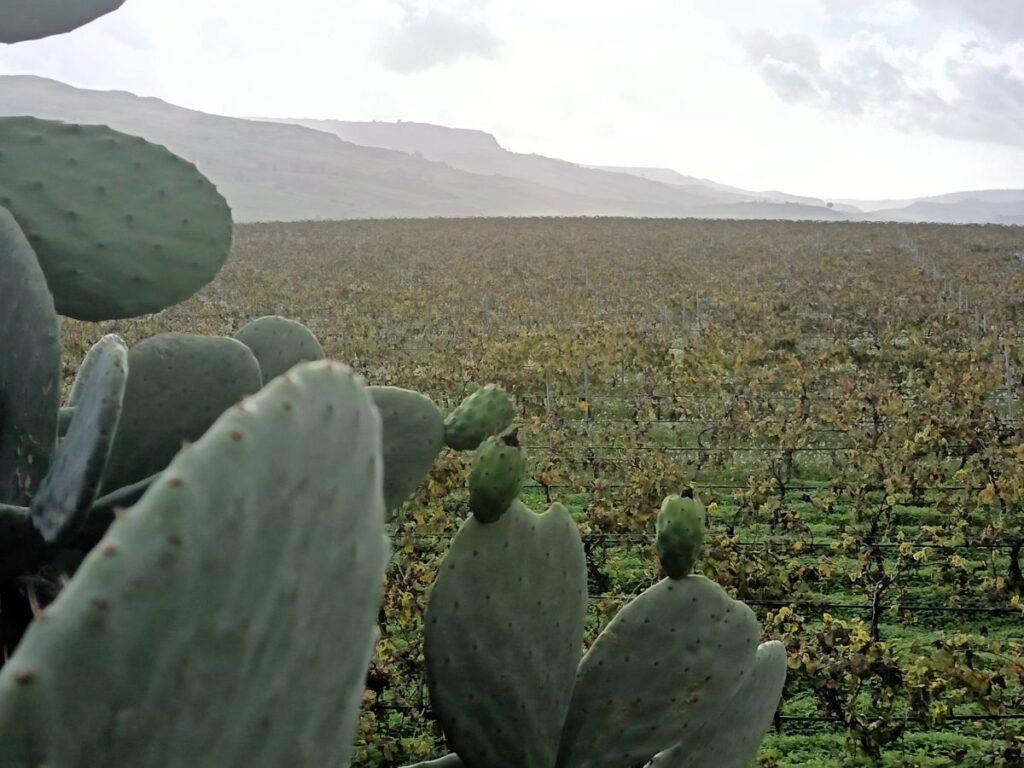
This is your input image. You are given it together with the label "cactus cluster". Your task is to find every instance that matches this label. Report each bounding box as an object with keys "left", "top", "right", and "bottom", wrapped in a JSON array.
[
  {"left": 407, "top": 441, "right": 787, "bottom": 768},
  {"left": 1, "top": 4, "right": 788, "bottom": 765}
]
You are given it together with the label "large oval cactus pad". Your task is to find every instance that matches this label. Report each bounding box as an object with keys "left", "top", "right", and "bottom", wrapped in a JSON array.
[
  {"left": 31, "top": 335, "right": 127, "bottom": 543},
  {"left": 0, "top": 117, "right": 231, "bottom": 320},
  {"left": 425, "top": 500, "right": 587, "bottom": 768},
  {"left": 234, "top": 315, "right": 325, "bottom": 385},
  {"left": 649, "top": 641, "right": 787, "bottom": 768},
  {"left": 100, "top": 333, "right": 261, "bottom": 493},
  {"left": 0, "top": 0, "right": 126, "bottom": 43},
  {"left": 555, "top": 576, "right": 761, "bottom": 768},
  {"left": 0, "top": 361, "right": 389, "bottom": 767},
  {"left": 0, "top": 206, "right": 59, "bottom": 505},
  {"left": 370, "top": 386, "right": 445, "bottom": 521}
]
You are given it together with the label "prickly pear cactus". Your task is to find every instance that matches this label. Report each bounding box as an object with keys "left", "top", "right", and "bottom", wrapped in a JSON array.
[
  {"left": 649, "top": 641, "right": 787, "bottom": 768},
  {"left": 0, "top": 361, "right": 389, "bottom": 767},
  {"left": 655, "top": 495, "right": 705, "bottom": 579},
  {"left": 425, "top": 500, "right": 587, "bottom": 768},
  {"left": 443, "top": 384, "right": 515, "bottom": 450},
  {"left": 468, "top": 434, "right": 525, "bottom": 523},
  {"left": 100, "top": 333, "right": 262, "bottom": 493},
  {"left": 234, "top": 315, "right": 325, "bottom": 385},
  {"left": 0, "top": 117, "right": 232, "bottom": 320},
  {"left": 555, "top": 575, "right": 761, "bottom": 768},
  {"left": 0, "top": 0, "right": 127, "bottom": 43},
  {"left": 31, "top": 334, "right": 127, "bottom": 543},
  {"left": 370, "top": 386, "right": 445, "bottom": 520},
  {"left": 0, "top": 206, "right": 60, "bottom": 506}
]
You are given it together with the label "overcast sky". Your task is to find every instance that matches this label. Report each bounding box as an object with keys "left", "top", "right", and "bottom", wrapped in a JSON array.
[{"left": 2, "top": 0, "right": 1022, "bottom": 199}]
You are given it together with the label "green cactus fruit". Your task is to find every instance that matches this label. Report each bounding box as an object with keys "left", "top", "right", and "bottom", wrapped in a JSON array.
[
  {"left": 556, "top": 576, "right": 761, "bottom": 768},
  {"left": 0, "top": 117, "right": 232, "bottom": 320},
  {"left": 425, "top": 500, "right": 587, "bottom": 768},
  {"left": 444, "top": 384, "right": 515, "bottom": 450},
  {"left": 369, "top": 386, "right": 445, "bottom": 521},
  {"left": 468, "top": 434, "right": 525, "bottom": 523},
  {"left": 0, "top": 206, "right": 59, "bottom": 506},
  {"left": 100, "top": 333, "right": 262, "bottom": 494},
  {"left": 0, "top": 361, "right": 389, "bottom": 767},
  {"left": 649, "top": 641, "right": 787, "bottom": 768},
  {"left": 655, "top": 495, "right": 706, "bottom": 579},
  {"left": 234, "top": 315, "right": 325, "bottom": 385},
  {"left": 402, "top": 756, "right": 465, "bottom": 768},
  {"left": 0, "top": 0, "right": 126, "bottom": 43},
  {"left": 0, "top": 504, "right": 45, "bottom": 582},
  {"left": 30, "top": 335, "right": 127, "bottom": 544}
]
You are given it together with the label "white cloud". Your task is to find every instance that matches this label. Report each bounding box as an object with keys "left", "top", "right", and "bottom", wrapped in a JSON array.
[{"left": 376, "top": 1, "right": 500, "bottom": 74}]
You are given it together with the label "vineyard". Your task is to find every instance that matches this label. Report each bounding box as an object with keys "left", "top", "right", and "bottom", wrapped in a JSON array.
[{"left": 59, "top": 217, "right": 1024, "bottom": 767}]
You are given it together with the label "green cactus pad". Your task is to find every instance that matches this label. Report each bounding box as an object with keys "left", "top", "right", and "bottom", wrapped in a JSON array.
[
  {"left": 649, "top": 641, "right": 787, "bottom": 768},
  {"left": 402, "top": 756, "right": 465, "bottom": 768},
  {"left": 0, "top": 504, "right": 45, "bottom": 582},
  {"left": 425, "top": 500, "right": 587, "bottom": 768},
  {"left": 444, "top": 384, "right": 515, "bottom": 450},
  {"left": 655, "top": 495, "right": 706, "bottom": 579},
  {"left": 556, "top": 576, "right": 761, "bottom": 768},
  {"left": 0, "top": 206, "right": 59, "bottom": 506},
  {"left": 0, "top": 361, "right": 389, "bottom": 767},
  {"left": 234, "top": 315, "right": 325, "bottom": 385},
  {"left": 0, "top": 0, "right": 126, "bottom": 43},
  {"left": 469, "top": 435, "right": 526, "bottom": 523},
  {"left": 0, "top": 117, "right": 232, "bottom": 320},
  {"left": 100, "top": 333, "right": 261, "bottom": 493},
  {"left": 369, "top": 386, "right": 445, "bottom": 521},
  {"left": 31, "top": 335, "right": 127, "bottom": 544}
]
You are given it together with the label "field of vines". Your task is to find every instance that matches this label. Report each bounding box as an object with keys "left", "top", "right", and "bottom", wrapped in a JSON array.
[{"left": 61, "top": 217, "right": 1024, "bottom": 767}]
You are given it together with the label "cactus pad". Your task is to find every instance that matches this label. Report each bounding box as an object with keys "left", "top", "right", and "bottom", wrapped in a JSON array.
[
  {"left": 556, "top": 576, "right": 761, "bottom": 768},
  {"left": 0, "top": 206, "right": 59, "bottom": 506},
  {"left": 468, "top": 435, "right": 526, "bottom": 523},
  {"left": 31, "top": 335, "right": 127, "bottom": 543},
  {"left": 402, "top": 756, "right": 465, "bottom": 768},
  {"left": 234, "top": 315, "right": 325, "bottom": 385},
  {"left": 0, "top": 361, "right": 389, "bottom": 767},
  {"left": 649, "top": 641, "right": 787, "bottom": 768},
  {"left": 100, "top": 333, "right": 261, "bottom": 493},
  {"left": 425, "top": 500, "right": 587, "bottom": 768},
  {"left": 655, "top": 495, "right": 706, "bottom": 579},
  {"left": 0, "top": 0, "right": 126, "bottom": 43},
  {"left": 369, "top": 386, "right": 445, "bottom": 521},
  {"left": 0, "top": 117, "right": 232, "bottom": 320},
  {"left": 444, "top": 384, "right": 515, "bottom": 450}
]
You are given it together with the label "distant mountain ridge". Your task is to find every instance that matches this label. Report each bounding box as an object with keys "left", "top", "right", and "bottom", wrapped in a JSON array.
[{"left": 1, "top": 76, "right": 1021, "bottom": 225}]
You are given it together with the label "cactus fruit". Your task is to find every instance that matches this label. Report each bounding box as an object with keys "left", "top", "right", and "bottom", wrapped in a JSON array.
[
  {"left": 369, "top": 386, "right": 445, "bottom": 521},
  {"left": 555, "top": 576, "right": 761, "bottom": 768},
  {"left": 443, "top": 384, "right": 515, "bottom": 450},
  {"left": 0, "top": 0, "right": 127, "bottom": 43},
  {"left": 0, "top": 206, "right": 60, "bottom": 506},
  {"left": 0, "top": 361, "right": 389, "bottom": 767},
  {"left": 468, "top": 434, "right": 526, "bottom": 523},
  {"left": 30, "top": 335, "right": 127, "bottom": 544},
  {"left": 234, "top": 315, "right": 325, "bottom": 385},
  {"left": 649, "top": 641, "right": 787, "bottom": 768},
  {"left": 100, "top": 333, "right": 262, "bottom": 493},
  {"left": 424, "top": 500, "right": 587, "bottom": 768},
  {"left": 655, "top": 495, "right": 706, "bottom": 579},
  {"left": 0, "top": 117, "right": 232, "bottom": 320}
]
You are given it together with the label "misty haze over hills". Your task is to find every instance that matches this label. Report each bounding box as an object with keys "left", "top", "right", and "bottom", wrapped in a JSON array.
[{"left": 2, "top": 76, "right": 1021, "bottom": 226}]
